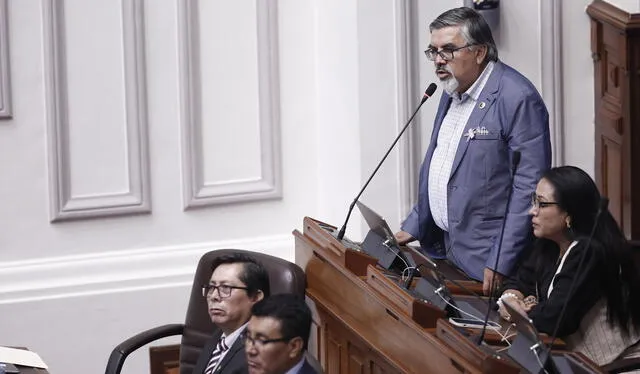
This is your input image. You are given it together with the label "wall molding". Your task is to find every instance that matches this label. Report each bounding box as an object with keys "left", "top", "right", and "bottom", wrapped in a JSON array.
[
  {"left": 43, "top": 0, "right": 151, "bottom": 222},
  {"left": 395, "top": 0, "right": 422, "bottom": 220},
  {"left": 178, "top": 0, "right": 282, "bottom": 209},
  {"left": 540, "top": 0, "right": 565, "bottom": 166},
  {"left": 0, "top": 234, "right": 293, "bottom": 304},
  {"left": 0, "top": 0, "right": 11, "bottom": 119}
]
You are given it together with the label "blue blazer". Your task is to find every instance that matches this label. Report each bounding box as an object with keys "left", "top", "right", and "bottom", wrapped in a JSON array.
[{"left": 401, "top": 61, "right": 551, "bottom": 281}]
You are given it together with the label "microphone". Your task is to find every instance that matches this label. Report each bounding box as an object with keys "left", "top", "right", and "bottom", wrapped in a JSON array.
[
  {"left": 405, "top": 260, "right": 485, "bottom": 299},
  {"left": 476, "top": 150, "right": 521, "bottom": 345},
  {"left": 543, "top": 197, "right": 609, "bottom": 355},
  {"left": 335, "top": 83, "right": 438, "bottom": 241}
]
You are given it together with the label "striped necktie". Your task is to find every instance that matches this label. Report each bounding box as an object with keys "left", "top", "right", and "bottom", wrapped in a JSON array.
[{"left": 204, "top": 335, "right": 228, "bottom": 374}]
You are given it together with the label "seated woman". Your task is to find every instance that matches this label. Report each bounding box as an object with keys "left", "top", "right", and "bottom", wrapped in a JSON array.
[{"left": 497, "top": 166, "right": 640, "bottom": 366}]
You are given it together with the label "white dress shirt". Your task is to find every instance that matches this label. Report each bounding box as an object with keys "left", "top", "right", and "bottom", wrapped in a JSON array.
[
  {"left": 547, "top": 240, "right": 579, "bottom": 298},
  {"left": 428, "top": 61, "right": 495, "bottom": 231},
  {"left": 210, "top": 322, "right": 248, "bottom": 372}
]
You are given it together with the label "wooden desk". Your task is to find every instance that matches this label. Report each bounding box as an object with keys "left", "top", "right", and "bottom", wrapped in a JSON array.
[
  {"left": 296, "top": 217, "right": 482, "bottom": 373},
  {"left": 405, "top": 246, "right": 484, "bottom": 295},
  {"left": 296, "top": 217, "right": 601, "bottom": 374},
  {"left": 372, "top": 264, "right": 564, "bottom": 349},
  {"left": 436, "top": 319, "right": 605, "bottom": 373}
]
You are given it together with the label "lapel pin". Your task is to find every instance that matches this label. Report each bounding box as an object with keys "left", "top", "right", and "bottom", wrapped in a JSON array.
[
  {"left": 464, "top": 128, "right": 476, "bottom": 142},
  {"left": 479, "top": 101, "right": 486, "bottom": 109}
]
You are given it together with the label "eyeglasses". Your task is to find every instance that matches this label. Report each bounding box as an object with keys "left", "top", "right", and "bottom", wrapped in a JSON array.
[
  {"left": 531, "top": 192, "right": 560, "bottom": 209},
  {"left": 241, "top": 331, "right": 291, "bottom": 348},
  {"left": 424, "top": 44, "right": 478, "bottom": 61},
  {"left": 201, "top": 284, "right": 249, "bottom": 298}
]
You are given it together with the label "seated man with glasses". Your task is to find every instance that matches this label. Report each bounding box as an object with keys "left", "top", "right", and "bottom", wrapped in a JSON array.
[
  {"left": 193, "top": 254, "right": 271, "bottom": 374},
  {"left": 395, "top": 6, "right": 551, "bottom": 295},
  {"left": 244, "top": 294, "right": 319, "bottom": 374}
]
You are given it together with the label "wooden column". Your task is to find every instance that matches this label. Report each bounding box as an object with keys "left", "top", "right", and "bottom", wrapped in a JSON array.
[{"left": 587, "top": 1, "right": 640, "bottom": 240}]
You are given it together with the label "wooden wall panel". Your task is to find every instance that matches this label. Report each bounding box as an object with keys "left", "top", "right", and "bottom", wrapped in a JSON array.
[
  {"left": 318, "top": 311, "right": 404, "bottom": 374},
  {"left": 588, "top": 0, "right": 640, "bottom": 239}
]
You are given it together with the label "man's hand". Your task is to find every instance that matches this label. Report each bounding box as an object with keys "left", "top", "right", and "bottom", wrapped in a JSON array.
[
  {"left": 482, "top": 268, "right": 504, "bottom": 296},
  {"left": 394, "top": 231, "right": 416, "bottom": 245}
]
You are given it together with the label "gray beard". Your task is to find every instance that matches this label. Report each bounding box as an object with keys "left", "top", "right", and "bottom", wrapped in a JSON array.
[{"left": 441, "top": 76, "right": 460, "bottom": 96}]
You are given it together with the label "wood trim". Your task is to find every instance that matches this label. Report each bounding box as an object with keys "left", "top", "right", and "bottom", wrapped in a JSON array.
[
  {"left": 588, "top": 0, "right": 640, "bottom": 239},
  {"left": 587, "top": 0, "right": 640, "bottom": 31},
  {"left": 150, "top": 344, "right": 180, "bottom": 374}
]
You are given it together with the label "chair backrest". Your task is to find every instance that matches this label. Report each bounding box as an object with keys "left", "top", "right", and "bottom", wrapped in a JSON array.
[{"left": 179, "top": 249, "right": 306, "bottom": 374}]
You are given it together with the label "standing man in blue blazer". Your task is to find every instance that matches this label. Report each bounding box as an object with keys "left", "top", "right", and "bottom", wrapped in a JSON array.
[{"left": 396, "top": 7, "right": 551, "bottom": 295}]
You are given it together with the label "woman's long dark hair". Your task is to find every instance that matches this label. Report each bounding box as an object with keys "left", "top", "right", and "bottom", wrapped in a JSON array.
[{"left": 537, "top": 166, "right": 640, "bottom": 333}]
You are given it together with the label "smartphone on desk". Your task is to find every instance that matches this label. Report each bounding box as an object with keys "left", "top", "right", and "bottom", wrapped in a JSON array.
[{"left": 449, "top": 317, "right": 501, "bottom": 329}]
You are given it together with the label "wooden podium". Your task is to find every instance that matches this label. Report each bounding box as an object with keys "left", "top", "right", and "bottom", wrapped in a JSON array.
[{"left": 295, "top": 217, "right": 604, "bottom": 374}]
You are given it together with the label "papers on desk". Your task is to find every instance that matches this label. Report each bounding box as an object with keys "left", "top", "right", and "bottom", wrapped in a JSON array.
[{"left": 0, "top": 347, "right": 48, "bottom": 369}]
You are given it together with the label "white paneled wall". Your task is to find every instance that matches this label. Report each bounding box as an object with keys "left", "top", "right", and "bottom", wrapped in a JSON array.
[
  {"left": 0, "top": 0, "right": 610, "bottom": 373},
  {"left": 562, "top": 0, "right": 598, "bottom": 175},
  {"left": 179, "top": 1, "right": 282, "bottom": 208},
  {"left": 43, "top": 0, "right": 151, "bottom": 221}
]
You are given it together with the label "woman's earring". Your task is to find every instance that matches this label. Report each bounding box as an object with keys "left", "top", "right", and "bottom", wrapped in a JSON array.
[{"left": 565, "top": 219, "right": 574, "bottom": 237}]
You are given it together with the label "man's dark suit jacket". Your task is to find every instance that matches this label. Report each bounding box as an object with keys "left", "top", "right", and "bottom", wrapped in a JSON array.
[
  {"left": 297, "top": 358, "right": 320, "bottom": 374},
  {"left": 192, "top": 331, "right": 247, "bottom": 374}
]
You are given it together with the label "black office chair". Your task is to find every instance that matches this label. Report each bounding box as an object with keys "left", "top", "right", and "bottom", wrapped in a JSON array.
[{"left": 104, "top": 249, "right": 307, "bottom": 374}]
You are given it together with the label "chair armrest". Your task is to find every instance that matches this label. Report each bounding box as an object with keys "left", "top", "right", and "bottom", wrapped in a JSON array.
[
  {"left": 602, "top": 357, "right": 640, "bottom": 373},
  {"left": 105, "top": 323, "right": 184, "bottom": 374}
]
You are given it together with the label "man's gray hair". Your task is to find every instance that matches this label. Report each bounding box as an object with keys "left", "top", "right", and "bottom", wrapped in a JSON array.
[{"left": 429, "top": 7, "right": 498, "bottom": 63}]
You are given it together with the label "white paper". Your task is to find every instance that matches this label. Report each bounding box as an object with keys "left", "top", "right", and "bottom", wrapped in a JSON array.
[{"left": 0, "top": 346, "right": 48, "bottom": 369}]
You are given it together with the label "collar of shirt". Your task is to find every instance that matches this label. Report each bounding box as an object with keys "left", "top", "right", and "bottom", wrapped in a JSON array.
[
  {"left": 547, "top": 240, "right": 579, "bottom": 298},
  {"left": 221, "top": 321, "right": 249, "bottom": 350},
  {"left": 451, "top": 60, "right": 496, "bottom": 104},
  {"left": 284, "top": 356, "right": 306, "bottom": 374}
]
